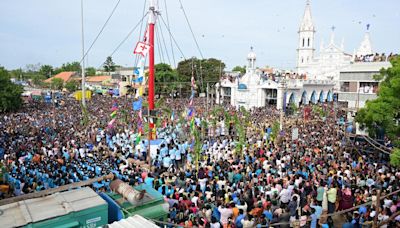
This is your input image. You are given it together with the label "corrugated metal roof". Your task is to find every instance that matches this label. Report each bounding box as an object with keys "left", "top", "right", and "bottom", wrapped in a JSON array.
[
  {"left": 0, "top": 187, "right": 107, "bottom": 228},
  {"left": 107, "top": 215, "right": 159, "bottom": 228}
]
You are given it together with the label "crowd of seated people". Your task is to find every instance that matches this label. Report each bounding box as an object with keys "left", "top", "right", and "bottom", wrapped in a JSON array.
[{"left": 354, "top": 53, "right": 399, "bottom": 63}]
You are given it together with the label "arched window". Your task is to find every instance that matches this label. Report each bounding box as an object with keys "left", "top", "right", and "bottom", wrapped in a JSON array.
[
  {"left": 307, "top": 57, "right": 309, "bottom": 62},
  {"left": 307, "top": 38, "right": 310, "bottom": 47},
  {"left": 302, "top": 38, "right": 305, "bottom": 47},
  {"left": 301, "top": 57, "right": 304, "bottom": 63}
]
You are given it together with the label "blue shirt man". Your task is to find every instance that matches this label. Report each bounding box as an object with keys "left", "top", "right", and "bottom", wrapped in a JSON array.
[
  {"left": 145, "top": 176, "right": 154, "bottom": 187},
  {"left": 163, "top": 156, "right": 172, "bottom": 168},
  {"left": 160, "top": 146, "right": 168, "bottom": 157},
  {"left": 175, "top": 149, "right": 181, "bottom": 161},
  {"left": 235, "top": 210, "right": 245, "bottom": 228}
]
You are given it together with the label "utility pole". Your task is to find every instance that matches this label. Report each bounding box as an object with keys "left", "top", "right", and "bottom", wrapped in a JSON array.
[
  {"left": 80, "top": 0, "right": 86, "bottom": 107},
  {"left": 373, "top": 190, "right": 381, "bottom": 228},
  {"left": 206, "top": 82, "right": 209, "bottom": 113},
  {"left": 279, "top": 79, "right": 287, "bottom": 131},
  {"left": 216, "top": 61, "right": 223, "bottom": 105}
]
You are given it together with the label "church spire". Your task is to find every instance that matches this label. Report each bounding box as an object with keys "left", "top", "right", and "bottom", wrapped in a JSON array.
[
  {"left": 329, "top": 26, "right": 336, "bottom": 44},
  {"left": 356, "top": 24, "right": 373, "bottom": 56},
  {"left": 299, "top": 0, "right": 315, "bottom": 32},
  {"left": 297, "top": 0, "right": 316, "bottom": 74}
]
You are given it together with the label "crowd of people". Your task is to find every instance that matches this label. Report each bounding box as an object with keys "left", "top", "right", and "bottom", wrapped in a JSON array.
[
  {"left": 0, "top": 94, "right": 399, "bottom": 227},
  {"left": 354, "top": 53, "right": 399, "bottom": 63}
]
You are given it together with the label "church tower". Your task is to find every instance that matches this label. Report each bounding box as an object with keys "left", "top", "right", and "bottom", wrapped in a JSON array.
[
  {"left": 297, "top": 0, "right": 316, "bottom": 74},
  {"left": 356, "top": 25, "right": 373, "bottom": 56}
]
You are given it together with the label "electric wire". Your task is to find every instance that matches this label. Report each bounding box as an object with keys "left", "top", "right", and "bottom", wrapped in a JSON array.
[
  {"left": 99, "top": 12, "right": 149, "bottom": 69},
  {"left": 159, "top": 15, "right": 186, "bottom": 60},
  {"left": 134, "top": 0, "right": 148, "bottom": 68},
  {"left": 155, "top": 23, "right": 165, "bottom": 63},
  {"left": 158, "top": 20, "right": 172, "bottom": 66},
  {"left": 79, "top": 0, "right": 122, "bottom": 65},
  {"left": 164, "top": 0, "right": 176, "bottom": 67},
  {"left": 177, "top": 0, "right": 204, "bottom": 59}
]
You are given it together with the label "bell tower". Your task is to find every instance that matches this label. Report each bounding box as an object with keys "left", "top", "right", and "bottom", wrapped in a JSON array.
[{"left": 297, "top": 0, "right": 315, "bottom": 74}]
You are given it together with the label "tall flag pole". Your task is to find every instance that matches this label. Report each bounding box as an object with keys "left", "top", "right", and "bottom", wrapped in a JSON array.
[
  {"left": 148, "top": 0, "right": 157, "bottom": 139},
  {"left": 131, "top": 1, "right": 157, "bottom": 143},
  {"left": 80, "top": 0, "right": 86, "bottom": 107}
]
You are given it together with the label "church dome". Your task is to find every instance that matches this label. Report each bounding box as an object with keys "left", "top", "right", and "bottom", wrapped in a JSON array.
[
  {"left": 247, "top": 47, "right": 256, "bottom": 60},
  {"left": 238, "top": 83, "right": 248, "bottom": 90}
]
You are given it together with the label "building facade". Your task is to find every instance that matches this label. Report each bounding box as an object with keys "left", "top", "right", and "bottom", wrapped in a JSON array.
[
  {"left": 338, "top": 61, "right": 391, "bottom": 110},
  {"left": 295, "top": 0, "right": 375, "bottom": 90},
  {"left": 217, "top": 49, "right": 335, "bottom": 110},
  {"left": 217, "top": 0, "right": 393, "bottom": 110}
]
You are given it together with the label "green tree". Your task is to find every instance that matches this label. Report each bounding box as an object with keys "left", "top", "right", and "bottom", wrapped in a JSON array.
[
  {"left": 25, "top": 63, "right": 41, "bottom": 74},
  {"left": 32, "top": 75, "right": 47, "bottom": 87},
  {"left": 86, "top": 67, "right": 97, "bottom": 76},
  {"left": 191, "top": 123, "right": 202, "bottom": 171},
  {"left": 270, "top": 121, "right": 280, "bottom": 143},
  {"left": 356, "top": 56, "right": 400, "bottom": 166},
  {"left": 390, "top": 148, "right": 400, "bottom": 167},
  {"left": 177, "top": 57, "right": 225, "bottom": 92},
  {"left": 8, "top": 64, "right": 40, "bottom": 81},
  {"left": 103, "top": 56, "right": 116, "bottom": 73},
  {"left": 233, "top": 113, "right": 245, "bottom": 157},
  {"left": 51, "top": 78, "right": 64, "bottom": 90},
  {"left": 201, "top": 58, "right": 225, "bottom": 82},
  {"left": 0, "top": 66, "right": 23, "bottom": 112},
  {"left": 232, "top": 65, "right": 246, "bottom": 74},
  {"left": 155, "top": 63, "right": 178, "bottom": 96},
  {"left": 9, "top": 68, "right": 24, "bottom": 80},
  {"left": 39, "top": 65, "right": 54, "bottom": 78},
  {"left": 65, "top": 80, "right": 79, "bottom": 92},
  {"left": 54, "top": 62, "right": 81, "bottom": 74}
]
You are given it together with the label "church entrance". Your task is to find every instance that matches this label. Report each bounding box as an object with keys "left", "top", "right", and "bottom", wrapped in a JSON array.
[{"left": 264, "top": 89, "right": 277, "bottom": 106}]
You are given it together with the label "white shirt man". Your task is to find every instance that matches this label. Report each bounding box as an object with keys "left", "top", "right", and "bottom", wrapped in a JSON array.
[
  {"left": 218, "top": 206, "right": 233, "bottom": 226},
  {"left": 279, "top": 188, "right": 291, "bottom": 204}
]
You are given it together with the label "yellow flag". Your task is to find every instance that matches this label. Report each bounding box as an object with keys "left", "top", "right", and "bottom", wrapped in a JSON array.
[{"left": 139, "top": 86, "right": 144, "bottom": 96}]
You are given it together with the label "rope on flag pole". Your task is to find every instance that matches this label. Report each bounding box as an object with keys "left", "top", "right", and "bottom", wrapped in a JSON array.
[{"left": 132, "top": 24, "right": 151, "bottom": 139}]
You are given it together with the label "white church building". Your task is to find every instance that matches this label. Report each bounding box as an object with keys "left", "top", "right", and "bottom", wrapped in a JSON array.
[
  {"left": 217, "top": 0, "right": 378, "bottom": 110},
  {"left": 216, "top": 48, "right": 335, "bottom": 110}
]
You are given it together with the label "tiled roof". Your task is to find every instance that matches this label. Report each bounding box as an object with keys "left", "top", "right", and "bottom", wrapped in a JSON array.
[
  {"left": 44, "top": 72, "right": 76, "bottom": 83},
  {"left": 86, "top": 76, "right": 111, "bottom": 82}
]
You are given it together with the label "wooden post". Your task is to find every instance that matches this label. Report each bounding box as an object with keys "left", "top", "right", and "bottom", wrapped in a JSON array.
[{"left": 373, "top": 190, "right": 381, "bottom": 228}]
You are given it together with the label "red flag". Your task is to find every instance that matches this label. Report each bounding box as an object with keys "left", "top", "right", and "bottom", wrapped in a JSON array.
[{"left": 134, "top": 42, "right": 151, "bottom": 57}]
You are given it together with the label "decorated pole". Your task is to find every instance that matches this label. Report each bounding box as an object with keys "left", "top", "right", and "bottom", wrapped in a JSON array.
[
  {"left": 80, "top": 0, "right": 86, "bottom": 107},
  {"left": 148, "top": 0, "right": 157, "bottom": 139}
]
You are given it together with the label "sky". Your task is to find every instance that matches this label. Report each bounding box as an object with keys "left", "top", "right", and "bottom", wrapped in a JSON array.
[{"left": 0, "top": 0, "right": 399, "bottom": 71}]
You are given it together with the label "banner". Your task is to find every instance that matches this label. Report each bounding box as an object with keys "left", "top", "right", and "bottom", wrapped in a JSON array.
[
  {"left": 133, "top": 98, "right": 143, "bottom": 111},
  {"left": 134, "top": 42, "right": 151, "bottom": 57}
]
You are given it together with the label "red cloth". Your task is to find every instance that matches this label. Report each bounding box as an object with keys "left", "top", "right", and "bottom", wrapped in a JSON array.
[{"left": 339, "top": 193, "right": 354, "bottom": 210}]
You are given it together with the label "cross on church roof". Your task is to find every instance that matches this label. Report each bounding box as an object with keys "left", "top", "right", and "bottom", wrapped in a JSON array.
[{"left": 367, "top": 24, "right": 370, "bottom": 30}]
